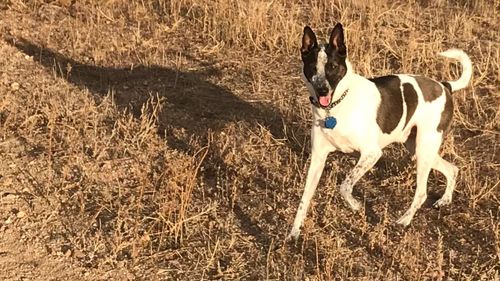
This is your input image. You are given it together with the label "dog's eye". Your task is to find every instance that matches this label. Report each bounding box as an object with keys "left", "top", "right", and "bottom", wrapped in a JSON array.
[
  {"left": 325, "top": 63, "right": 335, "bottom": 75},
  {"left": 301, "top": 50, "right": 314, "bottom": 58}
]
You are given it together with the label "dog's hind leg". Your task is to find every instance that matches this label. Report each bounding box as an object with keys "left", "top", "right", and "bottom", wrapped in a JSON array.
[
  {"left": 432, "top": 156, "right": 458, "bottom": 207},
  {"left": 397, "top": 130, "right": 442, "bottom": 226},
  {"left": 339, "top": 149, "right": 382, "bottom": 211}
]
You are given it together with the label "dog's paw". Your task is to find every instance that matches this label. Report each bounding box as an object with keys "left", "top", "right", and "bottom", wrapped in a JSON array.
[
  {"left": 433, "top": 196, "right": 452, "bottom": 208},
  {"left": 396, "top": 212, "right": 414, "bottom": 226},
  {"left": 396, "top": 216, "right": 412, "bottom": 226},
  {"left": 347, "top": 198, "right": 362, "bottom": 211},
  {"left": 286, "top": 228, "right": 301, "bottom": 241}
]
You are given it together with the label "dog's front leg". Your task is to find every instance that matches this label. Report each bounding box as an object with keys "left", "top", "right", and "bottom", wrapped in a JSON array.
[
  {"left": 339, "top": 150, "right": 382, "bottom": 211},
  {"left": 288, "top": 140, "right": 333, "bottom": 240}
]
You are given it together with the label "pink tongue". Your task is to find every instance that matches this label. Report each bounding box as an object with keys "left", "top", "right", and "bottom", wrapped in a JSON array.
[{"left": 319, "top": 96, "right": 331, "bottom": 107}]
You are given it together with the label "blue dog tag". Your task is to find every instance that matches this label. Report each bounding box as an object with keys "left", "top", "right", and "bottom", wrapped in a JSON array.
[{"left": 324, "top": 116, "right": 337, "bottom": 129}]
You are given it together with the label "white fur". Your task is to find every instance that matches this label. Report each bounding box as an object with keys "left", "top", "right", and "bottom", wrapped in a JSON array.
[
  {"left": 288, "top": 49, "right": 472, "bottom": 240},
  {"left": 310, "top": 46, "right": 333, "bottom": 94},
  {"left": 314, "top": 47, "right": 328, "bottom": 81},
  {"left": 439, "top": 49, "right": 473, "bottom": 91}
]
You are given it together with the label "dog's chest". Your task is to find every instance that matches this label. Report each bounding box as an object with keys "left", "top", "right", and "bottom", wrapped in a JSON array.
[{"left": 316, "top": 117, "right": 358, "bottom": 153}]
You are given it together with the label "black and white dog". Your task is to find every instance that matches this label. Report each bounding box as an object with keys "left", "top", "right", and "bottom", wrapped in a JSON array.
[{"left": 288, "top": 23, "right": 472, "bottom": 239}]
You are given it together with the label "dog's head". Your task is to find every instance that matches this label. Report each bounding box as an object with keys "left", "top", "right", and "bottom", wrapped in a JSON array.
[{"left": 301, "top": 23, "right": 348, "bottom": 108}]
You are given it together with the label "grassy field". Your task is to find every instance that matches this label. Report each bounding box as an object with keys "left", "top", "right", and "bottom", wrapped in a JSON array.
[{"left": 0, "top": 0, "right": 498, "bottom": 280}]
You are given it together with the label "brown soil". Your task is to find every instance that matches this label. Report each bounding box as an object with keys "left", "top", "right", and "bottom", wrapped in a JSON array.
[{"left": 0, "top": 1, "right": 498, "bottom": 280}]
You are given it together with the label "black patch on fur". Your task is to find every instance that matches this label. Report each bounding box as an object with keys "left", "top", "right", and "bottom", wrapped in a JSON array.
[
  {"left": 402, "top": 83, "right": 418, "bottom": 128},
  {"left": 301, "top": 47, "right": 320, "bottom": 83},
  {"left": 404, "top": 126, "right": 417, "bottom": 155},
  {"left": 437, "top": 88, "right": 454, "bottom": 133},
  {"left": 301, "top": 27, "right": 320, "bottom": 84},
  {"left": 324, "top": 49, "right": 347, "bottom": 91},
  {"left": 370, "top": 75, "right": 404, "bottom": 134},
  {"left": 441, "top": 81, "right": 452, "bottom": 92},
  {"left": 414, "top": 76, "right": 443, "bottom": 102},
  {"left": 324, "top": 24, "right": 348, "bottom": 91}
]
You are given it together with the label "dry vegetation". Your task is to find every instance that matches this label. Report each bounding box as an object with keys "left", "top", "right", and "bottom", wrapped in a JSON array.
[{"left": 0, "top": 0, "right": 498, "bottom": 280}]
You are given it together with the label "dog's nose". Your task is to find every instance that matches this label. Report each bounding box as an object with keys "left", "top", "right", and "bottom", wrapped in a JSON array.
[{"left": 317, "top": 87, "right": 329, "bottom": 96}]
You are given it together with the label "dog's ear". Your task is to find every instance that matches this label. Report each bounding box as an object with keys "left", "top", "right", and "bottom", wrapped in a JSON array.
[
  {"left": 329, "top": 23, "right": 346, "bottom": 57},
  {"left": 301, "top": 26, "right": 317, "bottom": 54}
]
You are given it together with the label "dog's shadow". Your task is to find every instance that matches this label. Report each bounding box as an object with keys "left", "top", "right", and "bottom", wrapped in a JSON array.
[{"left": 7, "top": 37, "right": 302, "bottom": 246}]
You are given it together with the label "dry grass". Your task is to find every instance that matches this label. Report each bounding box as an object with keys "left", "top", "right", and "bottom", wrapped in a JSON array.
[{"left": 0, "top": 0, "right": 498, "bottom": 280}]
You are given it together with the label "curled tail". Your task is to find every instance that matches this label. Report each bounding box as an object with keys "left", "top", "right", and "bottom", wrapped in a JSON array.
[{"left": 439, "top": 49, "right": 472, "bottom": 92}]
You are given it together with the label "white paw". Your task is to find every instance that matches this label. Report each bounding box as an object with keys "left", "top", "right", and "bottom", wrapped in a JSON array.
[
  {"left": 287, "top": 228, "right": 301, "bottom": 241},
  {"left": 348, "top": 199, "right": 362, "bottom": 211},
  {"left": 433, "top": 196, "right": 452, "bottom": 208},
  {"left": 396, "top": 215, "right": 412, "bottom": 226},
  {"left": 340, "top": 189, "right": 362, "bottom": 211},
  {"left": 396, "top": 212, "right": 414, "bottom": 226}
]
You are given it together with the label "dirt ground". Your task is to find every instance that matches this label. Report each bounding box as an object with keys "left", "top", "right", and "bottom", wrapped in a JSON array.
[{"left": 0, "top": 1, "right": 498, "bottom": 280}]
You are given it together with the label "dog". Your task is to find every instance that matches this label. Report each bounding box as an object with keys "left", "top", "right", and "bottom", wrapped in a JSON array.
[{"left": 288, "top": 23, "right": 472, "bottom": 239}]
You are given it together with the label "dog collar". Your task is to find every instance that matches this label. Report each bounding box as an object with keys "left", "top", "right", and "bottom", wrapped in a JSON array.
[
  {"left": 309, "top": 89, "right": 349, "bottom": 110},
  {"left": 309, "top": 89, "right": 348, "bottom": 130}
]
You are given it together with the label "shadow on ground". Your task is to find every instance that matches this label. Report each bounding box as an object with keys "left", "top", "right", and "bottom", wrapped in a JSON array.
[{"left": 7, "top": 37, "right": 299, "bottom": 246}]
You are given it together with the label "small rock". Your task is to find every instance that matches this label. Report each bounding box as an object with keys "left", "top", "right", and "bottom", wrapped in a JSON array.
[
  {"left": 2, "top": 177, "right": 14, "bottom": 187},
  {"left": 24, "top": 55, "right": 33, "bottom": 61},
  {"left": 16, "top": 211, "right": 26, "bottom": 218},
  {"left": 64, "top": 249, "right": 72, "bottom": 257},
  {"left": 2, "top": 194, "right": 18, "bottom": 202},
  {"left": 58, "top": 0, "right": 72, "bottom": 7},
  {"left": 10, "top": 82, "right": 20, "bottom": 90},
  {"left": 5, "top": 217, "right": 13, "bottom": 224},
  {"left": 74, "top": 249, "right": 85, "bottom": 259}
]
